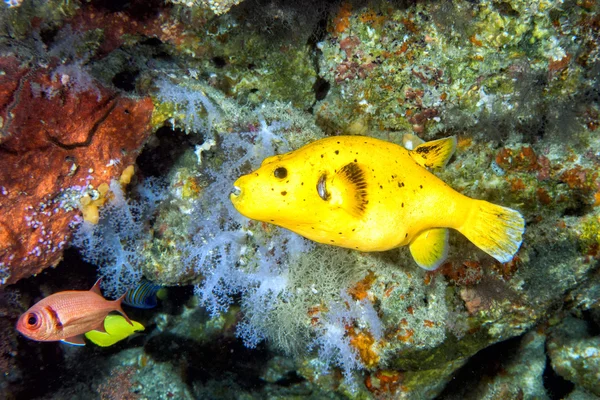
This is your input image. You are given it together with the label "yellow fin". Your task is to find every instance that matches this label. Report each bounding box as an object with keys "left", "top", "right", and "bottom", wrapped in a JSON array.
[
  {"left": 329, "top": 163, "right": 368, "bottom": 217},
  {"left": 409, "top": 228, "right": 449, "bottom": 270},
  {"left": 85, "top": 315, "right": 145, "bottom": 347},
  {"left": 409, "top": 136, "right": 457, "bottom": 169},
  {"left": 460, "top": 200, "right": 525, "bottom": 263}
]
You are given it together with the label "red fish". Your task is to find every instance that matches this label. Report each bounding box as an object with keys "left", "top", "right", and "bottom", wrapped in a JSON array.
[{"left": 16, "top": 279, "right": 132, "bottom": 346}]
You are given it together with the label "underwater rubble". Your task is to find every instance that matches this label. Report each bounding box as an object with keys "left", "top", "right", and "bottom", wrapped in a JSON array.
[{"left": 0, "top": 0, "right": 599, "bottom": 399}]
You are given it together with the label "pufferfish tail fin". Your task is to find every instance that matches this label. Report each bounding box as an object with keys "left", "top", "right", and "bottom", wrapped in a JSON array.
[
  {"left": 409, "top": 136, "right": 457, "bottom": 169},
  {"left": 459, "top": 200, "right": 525, "bottom": 263}
]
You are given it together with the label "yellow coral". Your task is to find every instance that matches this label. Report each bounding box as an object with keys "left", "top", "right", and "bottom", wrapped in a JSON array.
[
  {"left": 349, "top": 327, "right": 380, "bottom": 368},
  {"left": 120, "top": 165, "right": 135, "bottom": 185},
  {"left": 80, "top": 167, "right": 135, "bottom": 224}
]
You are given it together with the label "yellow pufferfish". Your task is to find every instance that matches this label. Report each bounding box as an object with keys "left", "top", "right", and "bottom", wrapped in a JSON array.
[{"left": 230, "top": 136, "right": 525, "bottom": 270}]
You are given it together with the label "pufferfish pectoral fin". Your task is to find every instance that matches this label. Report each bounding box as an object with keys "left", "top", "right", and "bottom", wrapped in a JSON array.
[
  {"left": 409, "top": 136, "right": 457, "bottom": 169},
  {"left": 329, "top": 162, "right": 369, "bottom": 217},
  {"left": 409, "top": 228, "right": 449, "bottom": 270}
]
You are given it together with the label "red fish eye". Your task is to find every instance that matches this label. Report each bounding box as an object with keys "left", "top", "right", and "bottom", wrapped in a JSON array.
[{"left": 27, "top": 313, "right": 38, "bottom": 326}]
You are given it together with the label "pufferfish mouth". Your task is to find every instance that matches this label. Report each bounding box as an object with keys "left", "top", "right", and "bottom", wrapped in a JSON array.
[{"left": 230, "top": 186, "right": 242, "bottom": 199}]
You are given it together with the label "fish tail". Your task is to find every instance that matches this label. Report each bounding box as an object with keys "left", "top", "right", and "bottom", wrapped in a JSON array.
[
  {"left": 459, "top": 200, "right": 525, "bottom": 263},
  {"left": 114, "top": 294, "right": 134, "bottom": 326}
]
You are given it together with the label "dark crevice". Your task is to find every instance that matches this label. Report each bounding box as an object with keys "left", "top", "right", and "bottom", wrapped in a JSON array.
[
  {"left": 437, "top": 334, "right": 523, "bottom": 399},
  {"left": 542, "top": 353, "right": 574, "bottom": 399},
  {"left": 112, "top": 70, "right": 139, "bottom": 92},
  {"left": 212, "top": 56, "right": 227, "bottom": 68},
  {"left": 275, "top": 371, "right": 305, "bottom": 387},
  {"left": 136, "top": 125, "right": 204, "bottom": 177},
  {"left": 313, "top": 77, "right": 330, "bottom": 101}
]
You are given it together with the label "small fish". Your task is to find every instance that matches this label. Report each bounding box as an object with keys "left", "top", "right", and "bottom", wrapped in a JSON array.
[
  {"left": 16, "top": 279, "right": 132, "bottom": 346},
  {"left": 85, "top": 315, "right": 145, "bottom": 347},
  {"left": 3, "top": 0, "right": 23, "bottom": 8},
  {"left": 123, "top": 279, "right": 163, "bottom": 309},
  {"left": 230, "top": 136, "right": 524, "bottom": 270}
]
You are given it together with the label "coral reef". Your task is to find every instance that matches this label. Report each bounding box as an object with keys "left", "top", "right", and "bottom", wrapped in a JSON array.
[
  {"left": 0, "top": 0, "right": 599, "bottom": 398},
  {"left": 0, "top": 52, "right": 153, "bottom": 285},
  {"left": 548, "top": 317, "right": 600, "bottom": 396}
]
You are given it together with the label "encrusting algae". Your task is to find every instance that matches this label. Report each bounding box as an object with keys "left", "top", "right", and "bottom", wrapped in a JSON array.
[{"left": 231, "top": 136, "right": 525, "bottom": 270}]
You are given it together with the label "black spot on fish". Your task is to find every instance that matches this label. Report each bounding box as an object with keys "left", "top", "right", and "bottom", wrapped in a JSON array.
[
  {"left": 270, "top": 219, "right": 275, "bottom": 222},
  {"left": 301, "top": 182, "right": 304, "bottom": 185},
  {"left": 398, "top": 182, "right": 404, "bottom": 188},
  {"left": 354, "top": 159, "right": 357, "bottom": 162},
  {"left": 281, "top": 191, "right": 287, "bottom": 196},
  {"left": 330, "top": 240, "right": 335, "bottom": 243},
  {"left": 352, "top": 228, "right": 355, "bottom": 231},
  {"left": 379, "top": 185, "right": 383, "bottom": 189},
  {"left": 415, "top": 144, "right": 439, "bottom": 155},
  {"left": 337, "top": 141, "right": 340, "bottom": 144},
  {"left": 402, "top": 203, "right": 404, "bottom": 207},
  {"left": 338, "top": 232, "right": 342, "bottom": 235},
  {"left": 321, "top": 154, "right": 324, "bottom": 158},
  {"left": 335, "top": 150, "right": 339, "bottom": 155},
  {"left": 405, "top": 233, "right": 408, "bottom": 238},
  {"left": 420, "top": 185, "right": 423, "bottom": 189}
]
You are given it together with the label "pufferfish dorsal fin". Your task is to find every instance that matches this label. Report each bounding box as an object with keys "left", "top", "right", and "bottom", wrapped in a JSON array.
[
  {"left": 409, "top": 136, "right": 457, "bottom": 169},
  {"left": 328, "top": 162, "right": 368, "bottom": 217}
]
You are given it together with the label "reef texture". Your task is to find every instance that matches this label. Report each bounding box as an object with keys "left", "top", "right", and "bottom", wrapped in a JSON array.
[
  {"left": 167, "top": 0, "right": 245, "bottom": 15},
  {"left": 548, "top": 317, "right": 600, "bottom": 396},
  {"left": 0, "top": 54, "right": 153, "bottom": 285},
  {"left": 0, "top": 0, "right": 599, "bottom": 399}
]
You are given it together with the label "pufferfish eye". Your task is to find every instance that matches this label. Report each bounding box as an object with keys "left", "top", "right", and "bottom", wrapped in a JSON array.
[{"left": 273, "top": 167, "right": 287, "bottom": 179}]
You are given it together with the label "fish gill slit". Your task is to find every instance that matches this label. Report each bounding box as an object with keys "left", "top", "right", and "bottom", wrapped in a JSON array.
[
  {"left": 317, "top": 173, "right": 331, "bottom": 201},
  {"left": 44, "top": 305, "right": 63, "bottom": 330}
]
